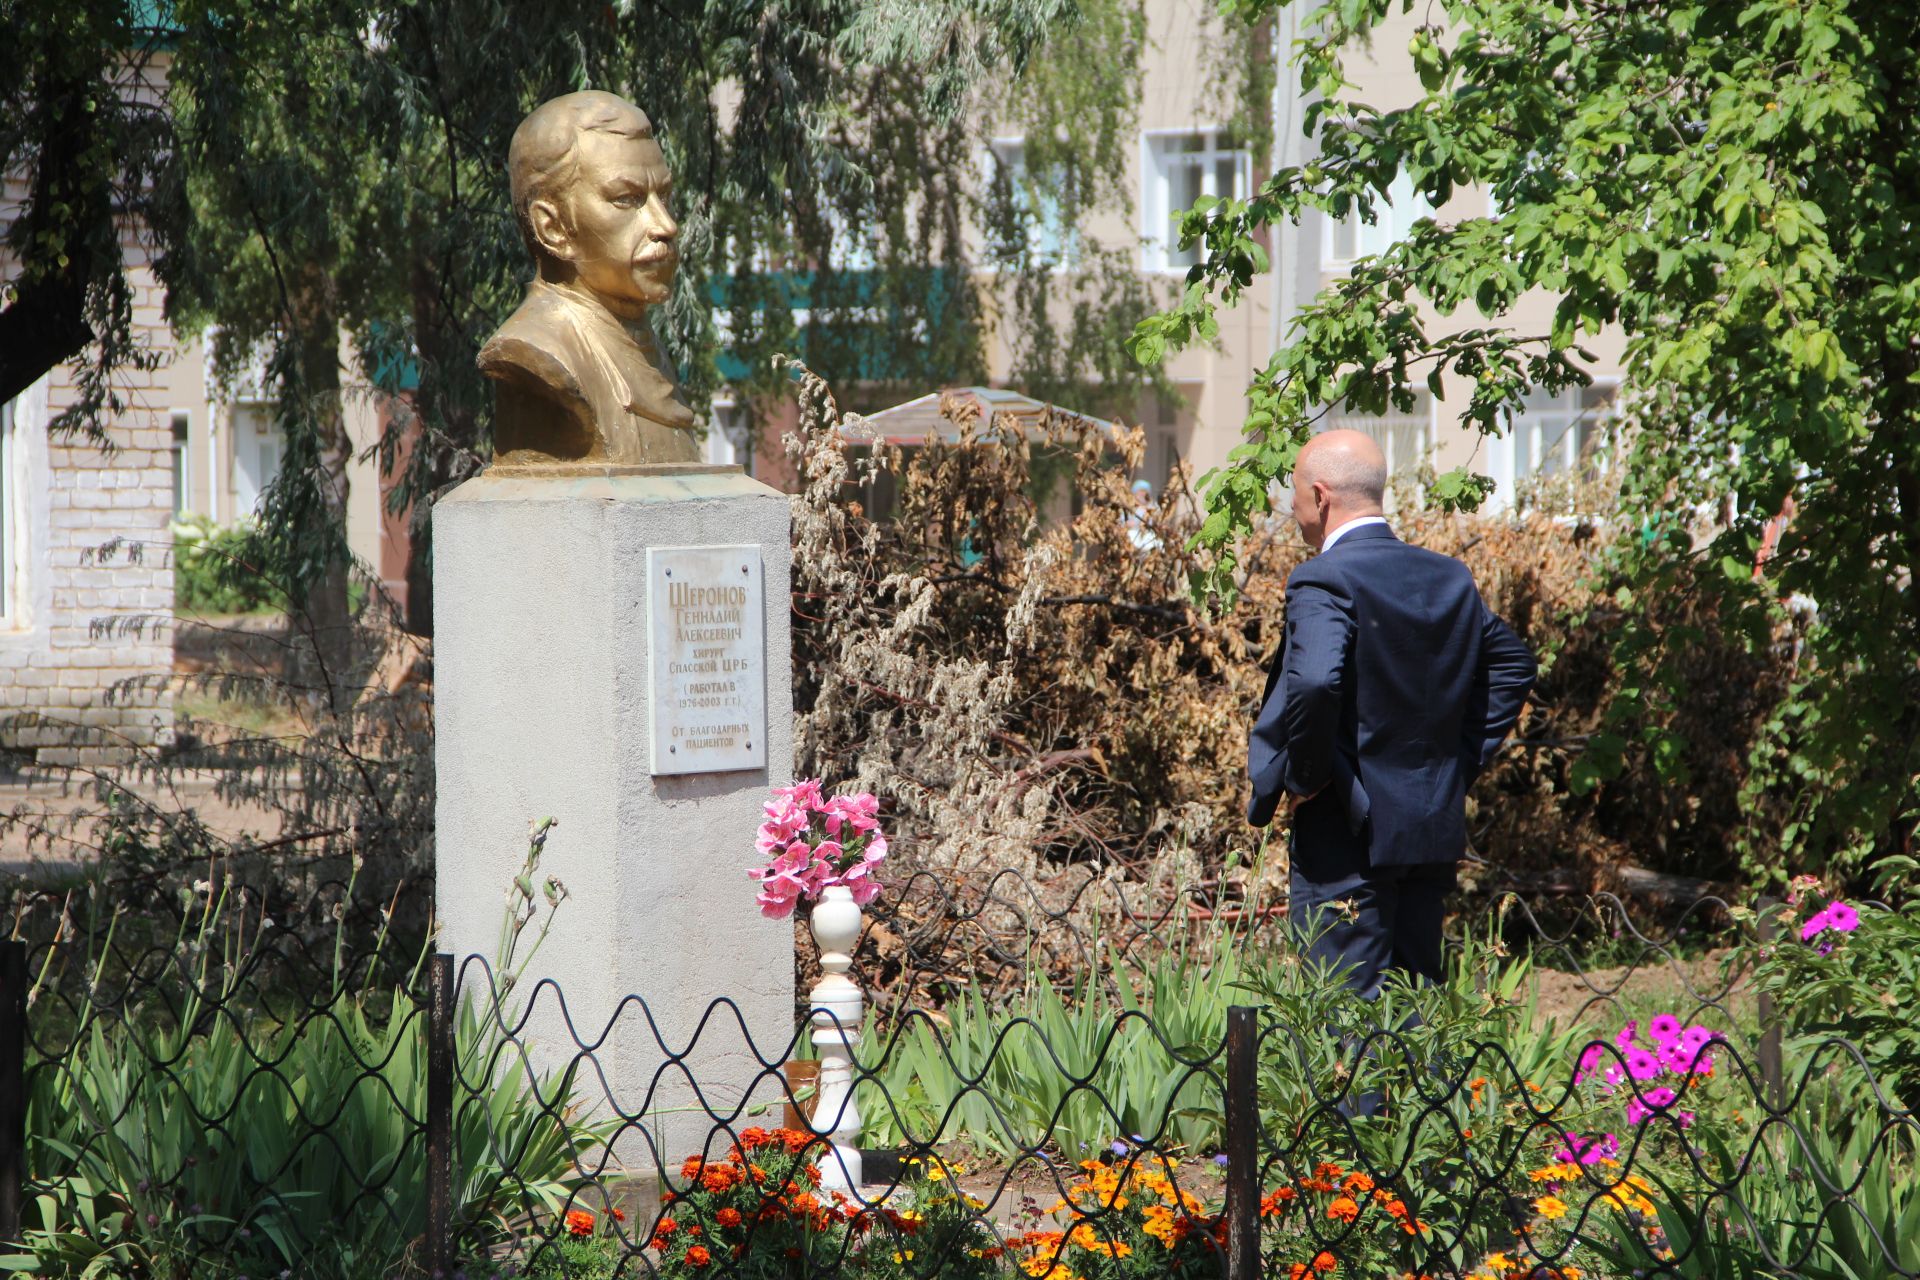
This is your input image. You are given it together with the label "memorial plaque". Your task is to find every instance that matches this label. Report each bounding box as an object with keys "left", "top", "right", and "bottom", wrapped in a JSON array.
[{"left": 648, "top": 545, "right": 767, "bottom": 775}]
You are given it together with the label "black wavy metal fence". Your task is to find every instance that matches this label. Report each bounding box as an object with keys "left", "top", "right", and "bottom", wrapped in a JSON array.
[{"left": 1, "top": 883, "right": 1914, "bottom": 1280}]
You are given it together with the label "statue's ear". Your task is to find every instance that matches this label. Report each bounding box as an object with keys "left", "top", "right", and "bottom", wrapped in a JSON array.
[{"left": 528, "top": 197, "right": 574, "bottom": 263}]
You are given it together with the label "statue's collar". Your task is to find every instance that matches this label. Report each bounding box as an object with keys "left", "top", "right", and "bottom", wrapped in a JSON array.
[{"left": 533, "top": 277, "right": 655, "bottom": 344}]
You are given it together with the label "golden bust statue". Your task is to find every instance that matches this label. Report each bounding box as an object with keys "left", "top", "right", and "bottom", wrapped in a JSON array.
[{"left": 479, "top": 91, "right": 701, "bottom": 469}]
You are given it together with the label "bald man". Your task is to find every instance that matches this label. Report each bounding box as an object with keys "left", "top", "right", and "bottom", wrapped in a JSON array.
[{"left": 1248, "top": 430, "right": 1536, "bottom": 998}]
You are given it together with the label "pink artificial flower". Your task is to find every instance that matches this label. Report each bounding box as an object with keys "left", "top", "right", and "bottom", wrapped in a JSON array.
[
  {"left": 1825, "top": 901, "right": 1859, "bottom": 933},
  {"left": 750, "top": 861, "right": 810, "bottom": 919},
  {"left": 1647, "top": 1014, "right": 1682, "bottom": 1045},
  {"left": 843, "top": 869, "right": 884, "bottom": 907},
  {"left": 1801, "top": 907, "right": 1833, "bottom": 941},
  {"left": 754, "top": 880, "right": 803, "bottom": 919},
  {"left": 749, "top": 782, "right": 890, "bottom": 914},
  {"left": 798, "top": 841, "right": 836, "bottom": 894},
  {"left": 836, "top": 793, "right": 881, "bottom": 833}
]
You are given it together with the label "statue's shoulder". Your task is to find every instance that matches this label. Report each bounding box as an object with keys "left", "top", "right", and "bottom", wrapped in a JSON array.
[{"left": 477, "top": 286, "right": 589, "bottom": 407}]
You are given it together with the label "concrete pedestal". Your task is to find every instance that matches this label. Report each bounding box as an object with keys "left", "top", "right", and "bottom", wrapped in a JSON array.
[{"left": 434, "top": 466, "right": 794, "bottom": 1165}]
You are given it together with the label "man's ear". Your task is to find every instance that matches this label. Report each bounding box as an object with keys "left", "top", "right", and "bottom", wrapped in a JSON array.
[{"left": 529, "top": 198, "right": 574, "bottom": 263}]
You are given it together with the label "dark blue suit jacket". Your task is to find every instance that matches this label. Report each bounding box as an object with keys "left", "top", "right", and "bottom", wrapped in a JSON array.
[{"left": 1247, "top": 523, "right": 1537, "bottom": 868}]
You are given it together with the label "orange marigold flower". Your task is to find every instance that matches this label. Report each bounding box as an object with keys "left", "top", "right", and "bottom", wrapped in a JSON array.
[
  {"left": 1313, "top": 1251, "right": 1338, "bottom": 1273},
  {"left": 1341, "top": 1173, "right": 1374, "bottom": 1196},
  {"left": 739, "top": 1126, "right": 772, "bottom": 1149},
  {"left": 1314, "top": 1163, "right": 1344, "bottom": 1180},
  {"left": 685, "top": 1244, "right": 712, "bottom": 1268},
  {"left": 611, "top": 1207, "right": 626, "bottom": 1222},
  {"left": 1260, "top": 1188, "right": 1296, "bottom": 1217},
  {"left": 1385, "top": 1199, "right": 1409, "bottom": 1220},
  {"left": 681, "top": 1156, "right": 706, "bottom": 1181},
  {"left": 780, "top": 1129, "right": 816, "bottom": 1154},
  {"left": 716, "top": 1208, "right": 743, "bottom": 1228},
  {"left": 1290, "top": 1265, "right": 1311, "bottom": 1280},
  {"left": 1327, "top": 1197, "right": 1360, "bottom": 1223},
  {"left": 565, "top": 1208, "right": 594, "bottom": 1236}
]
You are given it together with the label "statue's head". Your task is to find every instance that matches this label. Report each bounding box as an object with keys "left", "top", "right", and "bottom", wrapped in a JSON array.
[{"left": 508, "top": 91, "right": 678, "bottom": 319}]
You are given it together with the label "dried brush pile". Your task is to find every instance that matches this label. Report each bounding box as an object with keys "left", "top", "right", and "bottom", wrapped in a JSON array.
[{"left": 785, "top": 363, "right": 1797, "bottom": 922}]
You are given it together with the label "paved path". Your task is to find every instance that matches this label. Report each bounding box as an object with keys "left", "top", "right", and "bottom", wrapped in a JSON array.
[{"left": 0, "top": 768, "right": 286, "bottom": 870}]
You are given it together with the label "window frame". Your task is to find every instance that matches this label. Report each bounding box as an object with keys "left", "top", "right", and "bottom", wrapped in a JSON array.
[
  {"left": 1322, "top": 170, "right": 1436, "bottom": 271},
  {"left": 1140, "top": 128, "right": 1252, "bottom": 275},
  {"left": 170, "top": 410, "right": 191, "bottom": 517},
  {"left": 985, "top": 135, "right": 1078, "bottom": 271},
  {"left": 1325, "top": 390, "right": 1437, "bottom": 483},
  {"left": 1487, "top": 378, "right": 1622, "bottom": 507}
]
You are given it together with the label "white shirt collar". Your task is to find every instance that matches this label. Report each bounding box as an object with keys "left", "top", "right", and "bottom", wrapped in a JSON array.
[{"left": 1319, "top": 515, "right": 1389, "bottom": 553}]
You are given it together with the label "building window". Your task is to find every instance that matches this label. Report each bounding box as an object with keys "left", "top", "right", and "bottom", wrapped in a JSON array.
[
  {"left": 1326, "top": 170, "right": 1434, "bottom": 266},
  {"left": 1327, "top": 391, "right": 1432, "bottom": 480},
  {"left": 823, "top": 205, "right": 876, "bottom": 273},
  {"left": 1142, "top": 130, "right": 1251, "bottom": 273},
  {"left": 171, "top": 412, "right": 190, "bottom": 516},
  {"left": 706, "top": 399, "right": 753, "bottom": 476},
  {"left": 1492, "top": 382, "right": 1619, "bottom": 502},
  {"left": 231, "top": 404, "right": 284, "bottom": 515},
  {"left": 987, "top": 138, "right": 1074, "bottom": 266}
]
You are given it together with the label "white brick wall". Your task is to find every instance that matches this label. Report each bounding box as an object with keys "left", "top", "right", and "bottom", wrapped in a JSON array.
[{"left": 0, "top": 291, "right": 177, "bottom": 766}]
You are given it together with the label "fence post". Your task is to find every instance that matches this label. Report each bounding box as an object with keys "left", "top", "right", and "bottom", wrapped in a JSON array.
[
  {"left": 426, "top": 953, "right": 454, "bottom": 1277},
  {"left": 1224, "top": 1006, "right": 1261, "bottom": 1280},
  {"left": 1755, "top": 902, "right": 1785, "bottom": 1111},
  {"left": 0, "top": 941, "right": 24, "bottom": 1245}
]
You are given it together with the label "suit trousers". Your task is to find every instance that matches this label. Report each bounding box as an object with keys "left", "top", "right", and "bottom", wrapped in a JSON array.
[
  {"left": 1288, "top": 854, "right": 1458, "bottom": 1119},
  {"left": 1288, "top": 857, "right": 1458, "bottom": 998}
]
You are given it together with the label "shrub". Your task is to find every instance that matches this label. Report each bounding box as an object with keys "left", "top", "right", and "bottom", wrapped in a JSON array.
[
  {"left": 784, "top": 362, "right": 1804, "bottom": 914},
  {"left": 1745, "top": 865, "right": 1920, "bottom": 1109},
  {"left": 171, "top": 514, "right": 281, "bottom": 615},
  {"left": 4, "top": 848, "right": 607, "bottom": 1279}
]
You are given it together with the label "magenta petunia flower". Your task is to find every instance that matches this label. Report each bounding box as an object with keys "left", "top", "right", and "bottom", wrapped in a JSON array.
[
  {"left": 1575, "top": 1044, "right": 1606, "bottom": 1084},
  {"left": 1800, "top": 907, "right": 1833, "bottom": 941},
  {"left": 1614, "top": 1020, "right": 1640, "bottom": 1052},
  {"left": 1554, "top": 1132, "right": 1619, "bottom": 1166},
  {"left": 1825, "top": 901, "right": 1859, "bottom": 933},
  {"left": 1647, "top": 1014, "right": 1682, "bottom": 1044},
  {"left": 1626, "top": 1048, "right": 1662, "bottom": 1082}
]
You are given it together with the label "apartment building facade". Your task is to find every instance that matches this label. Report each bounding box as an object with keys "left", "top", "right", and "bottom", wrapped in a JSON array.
[{"left": 963, "top": 0, "right": 1628, "bottom": 511}]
